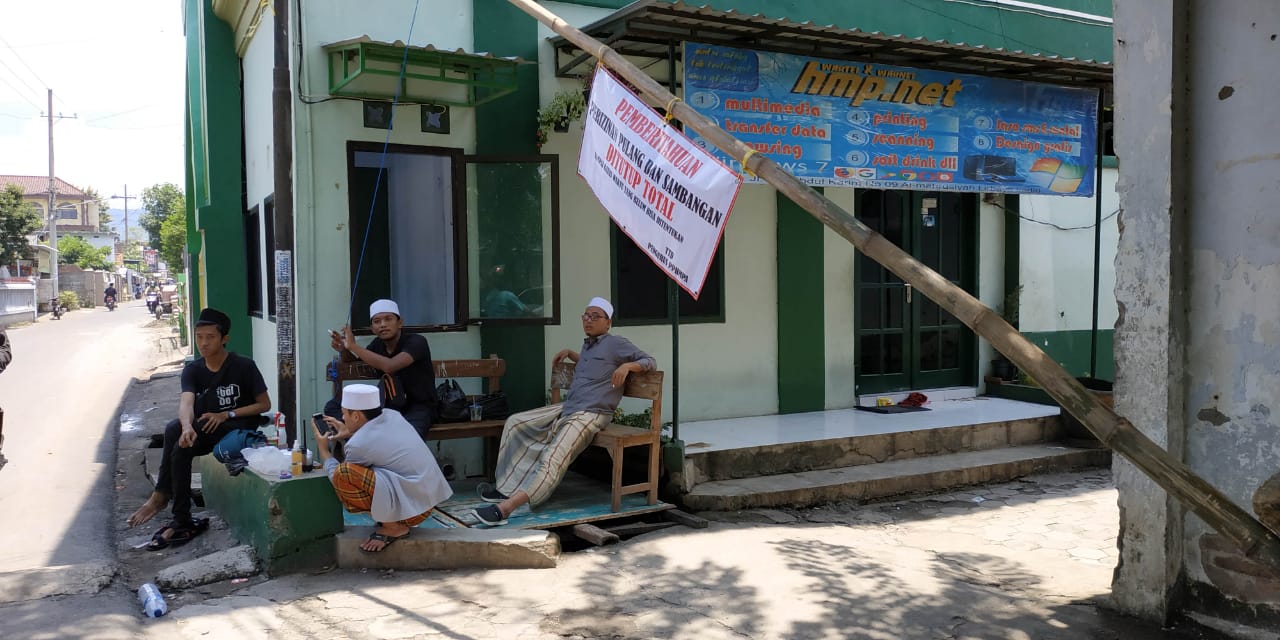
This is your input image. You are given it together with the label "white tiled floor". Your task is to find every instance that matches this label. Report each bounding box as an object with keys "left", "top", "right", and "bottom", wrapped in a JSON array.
[{"left": 678, "top": 397, "right": 1061, "bottom": 453}]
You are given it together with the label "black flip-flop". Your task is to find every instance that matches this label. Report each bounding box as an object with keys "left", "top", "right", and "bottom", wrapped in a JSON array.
[
  {"left": 146, "top": 518, "right": 210, "bottom": 551},
  {"left": 361, "top": 529, "right": 410, "bottom": 553}
]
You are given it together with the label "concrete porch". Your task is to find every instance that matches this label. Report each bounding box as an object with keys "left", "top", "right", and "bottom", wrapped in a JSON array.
[{"left": 674, "top": 396, "right": 1110, "bottom": 510}]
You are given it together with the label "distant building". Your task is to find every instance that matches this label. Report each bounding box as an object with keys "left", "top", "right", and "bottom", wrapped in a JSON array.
[{"left": 0, "top": 175, "right": 118, "bottom": 274}]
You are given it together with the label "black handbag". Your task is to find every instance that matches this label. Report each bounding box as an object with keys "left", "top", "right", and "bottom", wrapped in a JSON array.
[
  {"left": 435, "top": 379, "right": 469, "bottom": 423},
  {"left": 473, "top": 391, "right": 510, "bottom": 421},
  {"left": 379, "top": 373, "right": 408, "bottom": 411}
]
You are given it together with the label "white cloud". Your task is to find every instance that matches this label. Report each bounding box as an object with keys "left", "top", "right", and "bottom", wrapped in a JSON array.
[{"left": 0, "top": 0, "right": 186, "bottom": 196}]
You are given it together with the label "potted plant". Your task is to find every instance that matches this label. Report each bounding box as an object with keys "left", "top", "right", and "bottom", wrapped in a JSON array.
[{"left": 536, "top": 87, "right": 587, "bottom": 149}]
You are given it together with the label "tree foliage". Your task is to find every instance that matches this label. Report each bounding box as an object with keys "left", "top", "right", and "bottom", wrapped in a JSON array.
[
  {"left": 0, "top": 184, "right": 42, "bottom": 266},
  {"left": 81, "top": 185, "right": 112, "bottom": 232},
  {"left": 58, "top": 235, "right": 113, "bottom": 270},
  {"left": 159, "top": 199, "right": 187, "bottom": 268},
  {"left": 140, "top": 183, "right": 183, "bottom": 249}
]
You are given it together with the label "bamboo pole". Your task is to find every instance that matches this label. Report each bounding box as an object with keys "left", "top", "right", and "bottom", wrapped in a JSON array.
[{"left": 504, "top": 0, "right": 1280, "bottom": 572}]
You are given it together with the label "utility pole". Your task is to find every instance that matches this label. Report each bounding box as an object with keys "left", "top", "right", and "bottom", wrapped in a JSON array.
[
  {"left": 44, "top": 89, "right": 76, "bottom": 306},
  {"left": 46, "top": 89, "right": 57, "bottom": 304},
  {"left": 112, "top": 185, "right": 136, "bottom": 254}
]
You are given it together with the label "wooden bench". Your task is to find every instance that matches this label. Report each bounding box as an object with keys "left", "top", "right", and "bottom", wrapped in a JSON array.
[
  {"left": 551, "top": 361, "right": 665, "bottom": 512},
  {"left": 329, "top": 356, "right": 507, "bottom": 467}
]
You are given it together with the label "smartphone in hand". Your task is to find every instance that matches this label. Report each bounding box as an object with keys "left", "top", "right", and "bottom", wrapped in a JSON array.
[{"left": 312, "top": 412, "right": 336, "bottom": 436}]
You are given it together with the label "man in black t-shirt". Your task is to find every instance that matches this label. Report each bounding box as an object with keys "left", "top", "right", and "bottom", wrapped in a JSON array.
[
  {"left": 329, "top": 299, "right": 437, "bottom": 439},
  {"left": 126, "top": 308, "right": 272, "bottom": 549}
]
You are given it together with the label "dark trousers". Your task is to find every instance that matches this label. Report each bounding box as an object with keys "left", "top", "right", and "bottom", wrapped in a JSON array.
[
  {"left": 324, "top": 398, "right": 434, "bottom": 440},
  {"left": 155, "top": 418, "right": 234, "bottom": 525}
]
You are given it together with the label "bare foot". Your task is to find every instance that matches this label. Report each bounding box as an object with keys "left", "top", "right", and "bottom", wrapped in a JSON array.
[
  {"left": 360, "top": 522, "right": 411, "bottom": 552},
  {"left": 127, "top": 492, "right": 169, "bottom": 528}
]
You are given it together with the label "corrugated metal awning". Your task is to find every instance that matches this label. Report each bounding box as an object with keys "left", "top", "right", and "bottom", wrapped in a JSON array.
[{"left": 549, "top": 1, "right": 1111, "bottom": 90}]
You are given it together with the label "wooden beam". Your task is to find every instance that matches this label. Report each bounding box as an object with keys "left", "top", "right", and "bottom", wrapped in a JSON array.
[
  {"left": 664, "top": 509, "right": 709, "bottom": 529},
  {"left": 572, "top": 523, "right": 619, "bottom": 546}
]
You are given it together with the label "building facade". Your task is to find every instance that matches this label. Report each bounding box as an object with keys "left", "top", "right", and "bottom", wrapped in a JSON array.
[{"left": 186, "top": 0, "right": 1118, "bottom": 508}]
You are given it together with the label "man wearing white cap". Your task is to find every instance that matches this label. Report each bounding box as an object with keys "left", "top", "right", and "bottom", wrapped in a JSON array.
[
  {"left": 313, "top": 383, "right": 452, "bottom": 552},
  {"left": 330, "top": 299, "right": 437, "bottom": 438},
  {"left": 471, "top": 297, "right": 655, "bottom": 526}
]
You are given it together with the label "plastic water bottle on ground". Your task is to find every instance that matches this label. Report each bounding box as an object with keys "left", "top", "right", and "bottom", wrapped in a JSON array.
[{"left": 138, "top": 583, "right": 168, "bottom": 618}]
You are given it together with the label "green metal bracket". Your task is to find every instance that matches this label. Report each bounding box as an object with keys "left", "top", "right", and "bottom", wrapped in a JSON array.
[{"left": 324, "top": 39, "right": 524, "bottom": 107}]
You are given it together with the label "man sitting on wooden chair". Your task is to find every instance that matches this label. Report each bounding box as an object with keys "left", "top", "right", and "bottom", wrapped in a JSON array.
[{"left": 470, "top": 297, "right": 655, "bottom": 526}]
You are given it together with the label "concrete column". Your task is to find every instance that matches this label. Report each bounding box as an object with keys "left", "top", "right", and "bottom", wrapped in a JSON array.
[{"left": 1110, "top": 0, "right": 1189, "bottom": 622}]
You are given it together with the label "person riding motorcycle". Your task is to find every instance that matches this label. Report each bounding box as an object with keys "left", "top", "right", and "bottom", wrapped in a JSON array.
[
  {"left": 104, "top": 284, "right": 118, "bottom": 309},
  {"left": 145, "top": 287, "right": 160, "bottom": 314}
]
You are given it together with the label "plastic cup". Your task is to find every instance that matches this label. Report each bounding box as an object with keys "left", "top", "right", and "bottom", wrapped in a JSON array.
[{"left": 469, "top": 402, "right": 483, "bottom": 422}]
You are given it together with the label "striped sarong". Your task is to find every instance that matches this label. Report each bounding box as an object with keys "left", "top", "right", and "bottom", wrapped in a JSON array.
[
  {"left": 494, "top": 403, "right": 610, "bottom": 507},
  {"left": 331, "top": 462, "right": 431, "bottom": 526}
]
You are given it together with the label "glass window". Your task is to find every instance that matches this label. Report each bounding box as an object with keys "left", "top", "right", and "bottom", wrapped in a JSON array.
[
  {"left": 264, "top": 195, "right": 276, "bottom": 318},
  {"left": 244, "top": 205, "right": 263, "bottom": 316},
  {"left": 610, "top": 220, "right": 724, "bottom": 324},
  {"left": 346, "top": 144, "right": 560, "bottom": 330},
  {"left": 465, "top": 157, "right": 560, "bottom": 323},
  {"left": 57, "top": 204, "right": 77, "bottom": 220}
]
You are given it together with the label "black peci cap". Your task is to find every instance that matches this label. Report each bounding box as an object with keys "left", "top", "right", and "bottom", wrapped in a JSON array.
[{"left": 195, "top": 308, "right": 231, "bottom": 335}]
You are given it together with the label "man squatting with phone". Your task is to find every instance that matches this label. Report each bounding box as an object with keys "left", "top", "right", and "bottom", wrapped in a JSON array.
[{"left": 312, "top": 384, "right": 452, "bottom": 552}]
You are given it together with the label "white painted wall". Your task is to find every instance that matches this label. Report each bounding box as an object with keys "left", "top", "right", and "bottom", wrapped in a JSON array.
[
  {"left": 243, "top": 8, "right": 279, "bottom": 409},
  {"left": 976, "top": 197, "right": 1007, "bottom": 388},
  {"left": 823, "top": 188, "right": 858, "bottom": 408},
  {"left": 1017, "top": 168, "right": 1119, "bottom": 333},
  {"left": 291, "top": 0, "right": 480, "bottom": 421}
]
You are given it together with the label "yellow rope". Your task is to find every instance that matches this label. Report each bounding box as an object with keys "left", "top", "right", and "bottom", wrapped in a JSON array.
[
  {"left": 663, "top": 97, "right": 682, "bottom": 123},
  {"left": 740, "top": 149, "right": 759, "bottom": 178}
]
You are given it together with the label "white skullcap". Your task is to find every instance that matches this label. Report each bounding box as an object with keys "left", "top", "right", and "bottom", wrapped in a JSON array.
[
  {"left": 369, "top": 299, "right": 400, "bottom": 319},
  {"left": 342, "top": 384, "right": 382, "bottom": 411},
  {"left": 586, "top": 296, "right": 614, "bottom": 319}
]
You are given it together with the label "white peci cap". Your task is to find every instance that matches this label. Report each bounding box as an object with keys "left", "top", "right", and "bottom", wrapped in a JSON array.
[
  {"left": 369, "top": 299, "right": 400, "bottom": 319},
  {"left": 586, "top": 296, "right": 614, "bottom": 319},
  {"left": 341, "top": 384, "right": 382, "bottom": 411}
]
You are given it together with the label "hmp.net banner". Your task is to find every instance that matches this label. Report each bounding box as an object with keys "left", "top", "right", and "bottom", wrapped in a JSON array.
[
  {"left": 578, "top": 66, "right": 741, "bottom": 299},
  {"left": 683, "top": 42, "right": 1099, "bottom": 197}
]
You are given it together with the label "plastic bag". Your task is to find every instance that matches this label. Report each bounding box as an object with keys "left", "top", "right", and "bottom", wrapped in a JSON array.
[{"left": 242, "top": 446, "right": 292, "bottom": 477}]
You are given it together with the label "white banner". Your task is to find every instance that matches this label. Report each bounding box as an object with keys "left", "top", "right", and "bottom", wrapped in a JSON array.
[{"left": 577, "top": 66, "right": 741, "bottom": 299}]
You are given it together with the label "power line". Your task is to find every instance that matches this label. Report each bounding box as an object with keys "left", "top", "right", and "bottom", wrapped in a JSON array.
[
  {"left": 0, "top": 73, "right": 42, "bottom": 111},
  {"left": 0, "top": 56, "right": 42, "bottom": 105},
  {"left": 899, "top": 0, "right": 1070, "bottom": 58},
  {"left": 0, "top": 31, "right": 70, "bottom": 109},
  {"left": 87, "top": 104, "right": 157, "bottom": 123}
]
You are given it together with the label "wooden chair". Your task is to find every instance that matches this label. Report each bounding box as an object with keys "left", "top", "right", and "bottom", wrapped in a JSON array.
[{"left": 551, "top": 361, "right": 665, "bottom": 512}]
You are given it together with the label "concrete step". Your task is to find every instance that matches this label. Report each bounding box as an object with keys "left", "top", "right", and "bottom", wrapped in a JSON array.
[
  {"left": 683, "top": 444, "right": 1110, "bottom": 511},
  {"left": 684, "top": 415, "right": 1063, "bottom": 485},
  {"left": 336, "top": 526, "right": 560, "bottom": 571}
]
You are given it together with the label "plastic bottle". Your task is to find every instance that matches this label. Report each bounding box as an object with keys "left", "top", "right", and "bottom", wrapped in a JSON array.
[
  {"left": 275, "top": 414, "right": 288, "bottom": 450},
  {"left": 291, "top": 438, "right": 304, "bottom": 476},
  {"left": 138, "top": 583, "right": 168, "bottom": 618}
]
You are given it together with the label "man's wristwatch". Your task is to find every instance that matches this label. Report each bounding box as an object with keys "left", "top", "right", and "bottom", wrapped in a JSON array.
[{"left": 228, "top": 410, "right": 237, "bottom": 418}]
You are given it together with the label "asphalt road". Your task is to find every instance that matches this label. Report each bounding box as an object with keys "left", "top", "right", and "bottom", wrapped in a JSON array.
[{"left": 0, "top": 300, "right": 176, "bottom": 603}]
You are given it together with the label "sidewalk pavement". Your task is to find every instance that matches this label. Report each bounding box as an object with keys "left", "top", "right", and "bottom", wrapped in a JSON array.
[{"left": 4, "top": 364, "right": 1233, "bottom": 639}]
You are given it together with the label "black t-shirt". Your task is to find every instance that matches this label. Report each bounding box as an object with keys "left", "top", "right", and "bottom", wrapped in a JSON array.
[
  {"left": 367, "top": 332, "right": 436, "bottom": 406},
  {"left": 180, "top": 352, "right": 270, "bottom": 425}
]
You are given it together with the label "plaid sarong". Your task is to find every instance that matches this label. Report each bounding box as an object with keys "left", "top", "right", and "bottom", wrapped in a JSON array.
[
  {"left": 494, "top": 404, "right": 610, "bottom": 507},
  {"left": 332, "top": 462, "right": 430, "bottom": 526}
]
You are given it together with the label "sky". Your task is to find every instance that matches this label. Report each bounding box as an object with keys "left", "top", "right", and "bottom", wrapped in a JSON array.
[{"left": 0, "top": 0, "right": 186, "bottom": 199}]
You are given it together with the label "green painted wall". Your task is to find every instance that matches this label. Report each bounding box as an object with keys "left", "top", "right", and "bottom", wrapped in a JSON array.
[
  {"left": 473, "top": 1, "right": 545, "bottom": 412},
  {"left": 674, "top": 0, "right": 1111, "bottom": 61},
  {"left": 776, "top": 191, "right": 825, "bottom": 413},
  {"left": 185, "top": 0, "right": 250, "bottom": 353},
  {"left": 199, "top": 458, "right": 343, "bottom": 574},
  {"left": 1022, "top": 329, "right": 1114, "bottom": 381}
]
